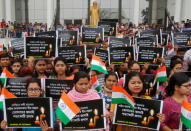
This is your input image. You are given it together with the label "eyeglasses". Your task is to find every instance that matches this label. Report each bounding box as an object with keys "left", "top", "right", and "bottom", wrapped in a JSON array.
[
  {"left": 181, "top": 84, "right": 191, "bottom": 89},
  {"left": 28, "top": 88, "right": 41, "bottom": 92}
]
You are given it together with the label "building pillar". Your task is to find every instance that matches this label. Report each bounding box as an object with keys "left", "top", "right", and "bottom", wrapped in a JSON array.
[
  {"left": 133, "top": 0, "right": 139, "bottom": 26},
  {"left": 47, "top": 0, "right": 55, "bottom": 30},
  {"left": 151, "top": 0, "right": 157, "bottom": 24},
  {"left": 0, "top": 0, "right": 5, "bottom": 21},
  {"left": 174, "top": 0, "right": 182, "bottom": 22},
  {"left": 5, "top": 0, "right": 15, "bottom": 22}
]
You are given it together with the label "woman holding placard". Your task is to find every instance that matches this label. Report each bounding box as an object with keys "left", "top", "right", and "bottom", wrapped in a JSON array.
[
  {"left": 161, "top": 72, "right": 191, "bottom": 131},
  {"left": 116, "top": 72, "right": 165, "bottom": 131}
]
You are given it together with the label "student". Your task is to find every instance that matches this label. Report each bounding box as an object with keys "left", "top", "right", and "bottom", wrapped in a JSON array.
[
  {"left": 0, "top": 53, "right": 11, "bottom": 72},
  {"left": 1, "top": 78, "right": 56, "bottom": 131},
  {"left": 33, "top": 59, "right": 47, "bottom": 78},
  {"left": 66, "top": 71, "right": 110, "bottom": 131},
  {"left": 49, "top": 57, "right": 68, "bottom": 80},
  {"left": 116, "top": 72, "right": 165, "bottom": 131},
  {"left": 117, "top": 61, "right": 141, "bottom": 87},
  {"left": 98, "top": 72, "right": 118, "bottom": 110},
  {"left": 11, "top": 59, "right": 22, "bottom": 77},
  {"left": 161, "top": 72, "right": 191, "bottom": 130}
]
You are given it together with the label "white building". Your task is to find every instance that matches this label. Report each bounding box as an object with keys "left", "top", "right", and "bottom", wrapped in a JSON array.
[{"left": 0, "top": 0, "right": 190, "bottom": 29}]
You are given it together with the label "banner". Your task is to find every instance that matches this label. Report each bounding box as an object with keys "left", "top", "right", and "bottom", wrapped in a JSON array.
[
  {"left": 35, "top": 31, "right": 57, "bottom": 38},
  {"left": 109, "top": 47, "right": 135, "bottom": 65},
  {"left": 140, "top": 30, "right": 157, "bottom": 38},
  {"left": 44, "top": 79, "right": 73, "bottom": 101},
  {"left": 173, "top": 32, "right": 191, "bottom": 46},
  {"left": 81, "top": 27, "right": 104, "bottom": 44},
  {"left": 94, "top": 48, "right": 108, "bottom": 63},
  {"left": 4, "top": 97, "right": 53, "bottom": 128},
  {"left": 58, "top": 45, "right": 86, "bottom": 65},
  {"left": 61, "top": 99, "right": 106, "bottom": 130},
  {"left": 113, "top": 97, "right": 163, "bottom": 130},
  {"left": 108, "top": 37, "right": 131, "bottom": 47},
  {"left": 136, "top": 37, "right": 157, "bottom": 47},
  {"left": 25, "top": 37, "right": 56, "bottom": 58},
  {"left": 138, "top": 47, "right": 164, "bottom": 65},
  {"left": 58, "top": 30, "right": 78, "bottom": 46},
  {"left": 10, "top": 38, "right": 24, "bottom": 57},
  {"left": 98, "top": 21, "right": 116, "bottom": 36},
  {"left": 97, "top": 74, "right": 106, "bottom": 89},
  {"left": 5, "top": 77, "right": 42, "bottom": 97}
]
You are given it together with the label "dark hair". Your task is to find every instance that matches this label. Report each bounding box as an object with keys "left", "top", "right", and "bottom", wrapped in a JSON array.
[
  {"left": 166, "top": 72, "right": 190, "bottom": 97},
  {"left": 0, "top": 53, "right": 9, "bottom": 58},
  {"left": 54, "top": 57, "right": 66, "bottom": 66},
  {"left": 12, "top": 58, "right": 22, "bottom": 66},
  {"left": 105, "top": 72, "right": 118, "bottom": 82},
  {"left": 170, "top": 60, "right": 182, "bottom": 69},
  {"left": 34, "top": 59, "right": 46, "bottom": 66},
  {"left": 73, "top": 71, "right": 90, "bottom": 84},
  {"left": 19, "top": 67, "right": 34, "bottom": 77},
  {"left": 26, "top": 78, "right": 41, "bottom": 90},
  {"left": 128, "top": 61, "right": 140, "bottom": 69},
  {"left": 124, "top": 72, "right": 146, "bottom": 96}
]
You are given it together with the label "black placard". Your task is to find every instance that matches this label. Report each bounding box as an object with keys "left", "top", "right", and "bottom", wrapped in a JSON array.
[
  {"left": 138, "top": 47, "right": 164, "bottom": 65},
  {"left": 98, "top": 21, "right": 116, "bottom": 36},
  {"left": 61, "top": 99, "right": 106, "bottom": 130},
  {"left": 108, "top": 37, "right": 131, "bottom": 47},
  {"left": 109, "top": 47, "right": 135, "bottom": 65},
  {"left": 97, "top": 74, "right": 106, "bottom": 89},
  {"left": 81, "top": 27, "right": 104, "bottom": 44},
  {"left": 25, "top": 37, "right": 56, "bottom": 58},
  {"left": 136, "top": 37, "right": 157, "bottom": 47},
  {"left": 173, "top": 32, "right": 191, "bottom": 46},
  {"left": 140, "top": 30, "right": 157, "bottom": 38},
  {"left": 45, "top": 79, "right": 73, "bottom": 101},
  {"left": 94, "top": 48, "right": 108, "bottom": 63},
  {"left": 113, "top": 97, "right": 163, "bottom": 130},
  {"left": 5, "top": 77, "right": 42, "bottom": 97},
  {"left": 35, "top": 31, "right": 57, "bottom": 38},
  {"left": 10, "top": 38, "right": 24, "bottom": 56},
  {"left": 4, "top": 97, "right": 53, "bottom": 128},
  {"left": 58, "top": 31, "right": 78, "bottom": 46},
  {"left": 58, "top": 45, "right": 86, "bottom": 65}
]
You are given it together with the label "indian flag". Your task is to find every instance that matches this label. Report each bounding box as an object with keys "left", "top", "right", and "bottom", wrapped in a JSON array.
[
  {"left": 152, "top": 66, "right": 167, "bottom": 88},
  {"left": 180, "top": 100, "right": 191, "bottom": 129},
  {"left": 91, "top": 55, "right": 108, "bottom": 74},
  {"left": 1, "top": 68, "right": 15, "bottom": 78},
  {"left": 90, "top": 75, "right": 101, "bottom": 92},
  {"left": 112, "top": 86, "right": 135, "bottom": 110},
  {"left": 0, "top": 88, "right": 17, "bottom": 110},
  {"left": 156, "top": 66, "right": 167, "bottom": 82},
  {"left": 56, "top": 91, "right": 80, "bottom": 125}
]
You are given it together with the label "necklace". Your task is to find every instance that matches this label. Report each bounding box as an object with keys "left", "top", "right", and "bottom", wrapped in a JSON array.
[{"left": 104, "top": 87, "right": 112, "bottom": 93}]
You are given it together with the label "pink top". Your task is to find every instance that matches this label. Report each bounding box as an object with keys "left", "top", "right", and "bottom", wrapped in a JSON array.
[{"left": 67, "top": 88, "right": 110, "bottom": 131}]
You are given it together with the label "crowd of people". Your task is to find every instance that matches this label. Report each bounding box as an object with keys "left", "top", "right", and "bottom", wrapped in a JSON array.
[{"left": 0, "top": 17, "right": 191, "bottom": 131}]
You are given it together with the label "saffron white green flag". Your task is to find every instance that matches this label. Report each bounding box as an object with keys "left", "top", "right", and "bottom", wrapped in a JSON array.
[
  {"left": 0, "top": 88, "right": 17, "bottom": 110},
  {"left": 91, "top": 55, "right": 108, "bottom": 74},
  {"left": 180, "top": 100, "right": 191, "bottom": 129},
  {"left": 90, "top": 75, "right": 101, "bottom": 92},
  {"left": 56, "top": 91, "right": 80, "bottom": 125},
  {"left": 112, "top": 86, "right": 135, "bottom": 110}
]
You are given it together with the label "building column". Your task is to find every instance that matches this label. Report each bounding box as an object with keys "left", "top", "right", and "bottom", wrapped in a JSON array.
[
  {"left": 0, "top": 0, "right": 5, "bottom": 20},
  {"left": 174, "top": 0, "right": 182, "bottom": 22},
  {"left": 133, "top": 0, "right": 139, "bottom": 26},
  {"left": 5, "top": 0, "right": 15, "bottom": 22},
  {"left": 151, "top": 0, "right": 157, "bottom": 24},
  {"left": 47, "top": 0, "right": 55, "bottom": 30}
]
